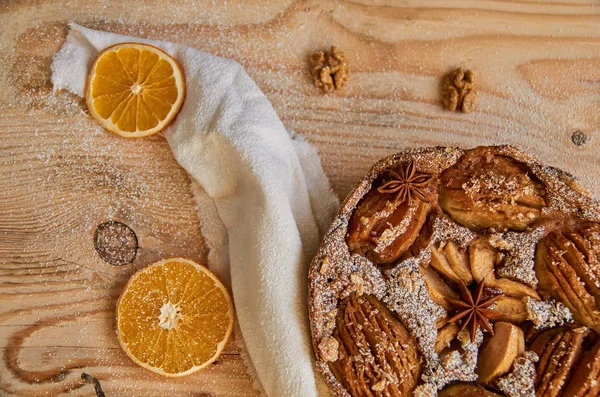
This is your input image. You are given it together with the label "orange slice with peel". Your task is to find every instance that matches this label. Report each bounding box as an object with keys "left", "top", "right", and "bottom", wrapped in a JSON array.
[
  {"left": 116, "top": 258, "right": 233, "bottom": 376},
  {"left": 86, "top": 43, "right": 185, "bottom": 138}
]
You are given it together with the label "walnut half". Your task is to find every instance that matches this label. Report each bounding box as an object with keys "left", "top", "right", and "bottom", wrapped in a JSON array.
[
  {"left": 310, "top": 46, "right": 350, "bottom": 93},
  {"left": 442, "top": 68, "right": 478, "bottom": 113}
]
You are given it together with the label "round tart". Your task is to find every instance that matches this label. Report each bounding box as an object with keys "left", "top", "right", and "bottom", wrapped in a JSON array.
[{"left": 308, "top": 146, "right": 600, "bottom": 397}]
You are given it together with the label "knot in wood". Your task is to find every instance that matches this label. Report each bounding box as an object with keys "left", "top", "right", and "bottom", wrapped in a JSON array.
[{"left": 94, "top": 221, "right": 138, "bottom": 266}]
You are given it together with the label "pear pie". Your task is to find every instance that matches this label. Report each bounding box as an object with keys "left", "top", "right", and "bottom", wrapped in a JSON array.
[{"left": 309, "top": 146, "right": 600, "bottom": 397}]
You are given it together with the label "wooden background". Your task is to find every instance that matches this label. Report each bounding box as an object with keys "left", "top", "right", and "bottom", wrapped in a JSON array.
[{"left": 0, "top": 0, "right": 599, "bottom": 396}]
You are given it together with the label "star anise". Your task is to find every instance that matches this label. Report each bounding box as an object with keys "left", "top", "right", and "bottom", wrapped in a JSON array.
[
  {"left": 446, "top": 281, "right": 504, "bottom": 342},
  {"left": 377, "top": 160, "right": 433, "bottom": 204}
]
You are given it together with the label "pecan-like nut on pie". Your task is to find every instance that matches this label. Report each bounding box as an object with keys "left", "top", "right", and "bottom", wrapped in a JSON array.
[
  {"left": 535, "top": 223, "right": 600, "bottom": 332},
  {"left": 347, "top": 178, "right": 433, "bottom": 265},
  {"left": 562, "top": 337, "right": 600, "bottom": 397},
  {"left": 329, "top": 293, "right": 421, "bottom": 396},
  {"left": 439, "top": 147, "right": 546, "bottom": 231},
  {"left": 530, "top": 327, "right": 591, "bottom": 397},
  {"left": 439, "top": 383, "right": 502, "bottom": 397}
]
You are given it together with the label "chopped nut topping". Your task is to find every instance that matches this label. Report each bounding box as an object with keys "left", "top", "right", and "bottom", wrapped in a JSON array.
[
  {"left": 371, "top": 380, "right": 386, "bottom": 392},
  {"left": 350, "top": 273, "right": 364, "bottom": 296},
  {"left": 324, "top": 309, "right": 337, "bottom": 331},
  {"left": 310, "top": 46, "right": 349, "bottom": 93},
  {"left": 442, "top": 68, "right": 478, "bottom": 113},
  {"left": 318, "top": 336, "right": 339, "bottom": 362},
  {"left": 319, "top": 257, "right": 331, "bottom": 274}
]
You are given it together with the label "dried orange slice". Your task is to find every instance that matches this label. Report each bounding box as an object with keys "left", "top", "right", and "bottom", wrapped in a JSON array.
[
  {"left": 86, "top": 43, "right": 186, "bottom": 138},
  {"left": 116, "top": 258, "right": 233, "bottom": 376}
]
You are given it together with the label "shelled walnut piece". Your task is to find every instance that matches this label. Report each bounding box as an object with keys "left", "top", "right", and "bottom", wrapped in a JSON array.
[
  {"left": 442, "top": 68, "right": 478, "bottom": 113},
  {"left": 310, "top": 46, "right": 349, "bottom": 93}
]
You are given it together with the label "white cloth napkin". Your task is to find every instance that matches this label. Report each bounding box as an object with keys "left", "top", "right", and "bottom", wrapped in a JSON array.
[{"left": 52, "top": 23, "right": 339, "bottom": 396}]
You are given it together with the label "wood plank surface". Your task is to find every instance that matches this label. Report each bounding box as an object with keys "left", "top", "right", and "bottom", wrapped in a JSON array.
[{"left": 0, "top": 0, "right": 599, "bottom": 396}]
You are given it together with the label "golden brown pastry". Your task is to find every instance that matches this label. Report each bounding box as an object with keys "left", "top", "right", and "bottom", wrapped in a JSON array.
[{"left": 309, "top": 146, "right": 600, "bottom": 397}]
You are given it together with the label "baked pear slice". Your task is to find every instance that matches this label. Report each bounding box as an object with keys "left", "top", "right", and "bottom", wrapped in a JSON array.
[{"left": 476, "top": 322, "right": 524, "bottom": 384}]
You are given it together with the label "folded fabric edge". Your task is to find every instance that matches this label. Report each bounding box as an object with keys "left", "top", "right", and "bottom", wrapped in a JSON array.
[
  {"left": 51, "top": 24, "right": 95, "bottom": 96},
  {"left": 288, "top": 131, "right": 340, "bottom": 237},
  {"left": 190, "top": 181, "right": 231, "bottom": 288},
  {"left": 233, "top": 322, "right": 267, "bottom": 396}
]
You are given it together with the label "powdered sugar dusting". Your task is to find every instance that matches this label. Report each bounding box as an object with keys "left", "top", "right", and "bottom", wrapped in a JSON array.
[
  {"left": 525, "top": 297, "right": 573, "bottom": 330},
  {"left": 384, "top": 262, "right": 445, "bottom": 364},
  {"left": 496, "top": 351, "right": 539, "bottom": 397},
  {"left": 489, "top": 228, "right": 545, "bottom": 288},
  {"left": 430, "top": 215, "right": 477, "bottom": 248},
  {"left": 421, "top": 329, "right": 482, "bottom": 390}
]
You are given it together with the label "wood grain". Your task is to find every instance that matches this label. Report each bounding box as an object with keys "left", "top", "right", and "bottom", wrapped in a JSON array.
[{"left": 1, "top": 0, "right": 599, "bottom": 395}]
